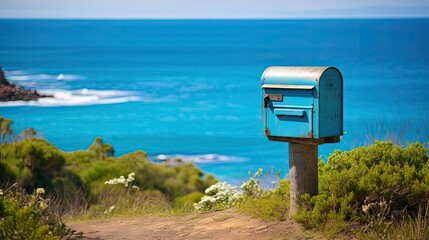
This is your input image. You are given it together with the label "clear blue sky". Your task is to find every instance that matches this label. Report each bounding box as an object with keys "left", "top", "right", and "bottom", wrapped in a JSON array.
[{"left": 1, "top": 0, "right": 429, "bottom": 19}]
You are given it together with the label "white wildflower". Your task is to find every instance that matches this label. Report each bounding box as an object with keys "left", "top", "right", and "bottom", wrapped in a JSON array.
[
  {"left": 39, "top": 201, "right": 48, "bottom": 210},
  {"left": 104, "top": 205, "right": 115, "bottom": 214},
  {"left": 240, "top": 177, "right": 262, "bottom": 197},
  {"left": 127, "top": 172, "right": 135, "bottom": 182},
  {"left": 362, "top": 204, "right": 370, "bottom": 214},
  {"left": 105, "top": 172, "right": 138, "bottom": 188},
  {"left": 194, "top": 182, "right": 242, "bottom": 211},
  {"left": 36, "top": 188, "right": 45, "bottom": 195}
]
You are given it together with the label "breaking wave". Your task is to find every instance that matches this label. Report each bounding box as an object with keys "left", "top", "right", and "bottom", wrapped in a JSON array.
[
  {"left": 6, "top": 73, "right": 84, "bottom": 81},
  {"left": 0, "top": 88, "right": 143, "bottom": 107},
  {"left": 152, "top": 153, "right": 246, "bottom": 163}
]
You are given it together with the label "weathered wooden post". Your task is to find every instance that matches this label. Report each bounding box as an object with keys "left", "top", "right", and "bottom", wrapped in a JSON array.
[
  {"left": 288, "top": 142, "right": 318, "bottom": 216},
  {"left": 261, "top": 66, "right": 343, "bottom": 217}
]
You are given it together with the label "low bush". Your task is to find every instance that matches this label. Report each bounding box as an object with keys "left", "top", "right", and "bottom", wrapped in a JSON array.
[
  {"left": 0, "top": 116, "right": 218, "bottom": 219},
  {"left": 0, "top": 139, "right": 89, "bottom": 206},
  {"left": 294, "top": 141, "right": 429, "bottom": 237},
  {"left": 174, "top": 192, "right": 205, "bottom": 210},
  {"left": 0, "top": 184, "right": 79, "bottom": 239},
  {"left": 196, "top": 141, "right": 428, "bottom": 239},
  {"left": 67, "top": 150, "right": 216, "bottom": 202},
  {"left": 238, "top": 179, "right": 290, "bottom": 221}
]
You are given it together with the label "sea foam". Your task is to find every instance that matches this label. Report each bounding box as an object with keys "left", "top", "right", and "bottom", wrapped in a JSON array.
[
  {"left": 0, "top": 88, "right": 142, "bottom": 107},
  {"left": 153, "top": 153, "right": 246, "bottom": 163},
  {"left": 7, "top": 73, "right": 83, "bottom": 81}
]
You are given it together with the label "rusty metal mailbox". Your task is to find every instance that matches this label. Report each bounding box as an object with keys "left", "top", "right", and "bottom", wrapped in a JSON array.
[{"left": 261, "top": 66, "right": 343, "bottom": 144}]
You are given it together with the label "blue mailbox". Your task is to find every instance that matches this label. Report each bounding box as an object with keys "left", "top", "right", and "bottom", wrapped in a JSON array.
[{"left": 261, "top": 66, "right": 343, "bottom": 144}]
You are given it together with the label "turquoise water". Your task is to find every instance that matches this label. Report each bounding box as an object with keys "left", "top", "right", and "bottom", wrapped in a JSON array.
[{"left": 1, "top": 19, "right": 428, "bottom": 183}]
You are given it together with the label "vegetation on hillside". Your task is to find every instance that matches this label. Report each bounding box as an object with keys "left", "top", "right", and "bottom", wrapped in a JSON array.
[
  {"left": 0, "top": 66, "right": 9, "bottom": 86},
  {"left": 0, "top": 116, "right": 217, "bottom": 238},
  {"left": 0, "top": 185, "right": 79, "bottom": 239},
  {"left": 197, "top": 141, "right": 429, "bottom": 239},
  {"left": 1, "top": 115, "right": 428, "bottom": 239},
  {"left": 295, "top": 141, "right": 429, "bottom": 238}
]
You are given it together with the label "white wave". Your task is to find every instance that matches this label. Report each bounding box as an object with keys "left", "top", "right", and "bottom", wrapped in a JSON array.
[
  {"left": 153, "top": 153, "right": 245, "bottom": 163},
  {"left": 8, "top": 74, "right": 53, "bottom": 81},
  {"left": 0, "top": 88, "right": 143, "bottom": 107},
  {"left": 4, "top": 70, "right": 32, "bottom": 75},
  {"left": 56, "top": 74, "right": 65, "bottom": 80},
  {"left": 7, "top": 73, "right": 84, "bottom": 81},
  {"left": 55, "top": 74, "right": 83, "bottom": 81}
]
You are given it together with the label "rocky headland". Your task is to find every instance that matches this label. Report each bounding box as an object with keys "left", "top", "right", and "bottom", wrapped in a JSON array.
[{"left": 0, "top": 66, "right": 51, "bottom": 102}]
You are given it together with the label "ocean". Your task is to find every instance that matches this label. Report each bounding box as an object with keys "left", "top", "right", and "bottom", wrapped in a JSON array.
[{"left": 0, "top": 19, "right": 428, "bottom": 183}]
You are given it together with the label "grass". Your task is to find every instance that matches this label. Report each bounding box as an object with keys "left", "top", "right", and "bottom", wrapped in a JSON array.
[
  {"left": 61, "top": 188, "right": 197, "bottom": 223},
  {"left": 237, "top": 179, "right": 290, "bottom": 221},
  {"left": 356, "top": 203, "right": 429, "bottom": 240},
  {"left": 362, "top": 115, "right": 428, "bottom": 147}
]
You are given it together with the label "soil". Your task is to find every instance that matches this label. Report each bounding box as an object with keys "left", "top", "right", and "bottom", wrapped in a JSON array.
[{"left": 68, "top": 209, "right": 323, "bottom": 240}]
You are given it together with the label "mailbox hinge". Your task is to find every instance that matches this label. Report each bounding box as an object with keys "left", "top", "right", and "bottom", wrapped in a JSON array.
[{"left": 263, "top": 94, "right": 269, "bottom": 108}]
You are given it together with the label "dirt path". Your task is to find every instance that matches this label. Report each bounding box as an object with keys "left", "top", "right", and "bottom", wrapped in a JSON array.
[{"left": 69, "top": 210, "right": 323, "bottom": 240}]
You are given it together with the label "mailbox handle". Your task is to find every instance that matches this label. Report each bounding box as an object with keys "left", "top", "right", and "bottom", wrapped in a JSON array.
[{"left": 274, "top": 109, "right": 306, "bottom": 117}]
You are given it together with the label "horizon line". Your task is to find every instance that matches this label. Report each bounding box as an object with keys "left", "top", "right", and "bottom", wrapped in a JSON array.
[{"left": 1, "top": 16, "right": 429, "bottom": 21}]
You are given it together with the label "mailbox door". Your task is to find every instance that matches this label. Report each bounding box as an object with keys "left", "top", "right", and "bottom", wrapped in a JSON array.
[{"left": 263, "top": 86, "right": 314, "bottom": 138}]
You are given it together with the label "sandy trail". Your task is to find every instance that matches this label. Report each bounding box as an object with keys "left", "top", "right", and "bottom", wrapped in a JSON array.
[{"left": 69, "top": 209, "right": 322, "bottom": 240}]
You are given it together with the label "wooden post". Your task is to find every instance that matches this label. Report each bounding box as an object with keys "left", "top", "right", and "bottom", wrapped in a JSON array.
[{"left": 288, "top": 142, "right": 318, "bottom": 217}]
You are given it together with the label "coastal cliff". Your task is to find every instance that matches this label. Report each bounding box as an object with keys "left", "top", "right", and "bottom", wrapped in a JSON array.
[{"left": 0, "top": 66, "right": 50, "bottom": 101}]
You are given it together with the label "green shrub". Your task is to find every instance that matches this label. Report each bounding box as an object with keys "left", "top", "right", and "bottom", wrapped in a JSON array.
[
  {"left": 0, "top": 139, "right": 90, "bottom": 211},
  {"left": 0, "top": 116, "right": 13, "bottom": 144},
  {"left": 294, "top": 141, "right": 429, "bottom": 235},
  {"left": 0, "top": 117, "right": 218, "bottom": 220},
  {"left": 67, "top": 150, "right": 216, "bottom": 201},
  {"left": 0, "top": 128, "right": 217, "bottom": 219},
  {"left": 88, "top": 137, "right": 114, "bottom": 158},
  {"left": 174, "top": 192, "right": 205, "bottom": 210},
  {"left": 64, "top": 141, "right": 218, "bottom": 217},
  {"left": 239, "top": 179, "right": 290, "bottom": 221},
  {"left": 240, "top": 168, "right": 263, "bottom": 198},
  {"left": 0, "top": 184, "right": 79, "bottom": 239},
  {"left": 0, "top": 66, "right": 8, "bottom": 86}
]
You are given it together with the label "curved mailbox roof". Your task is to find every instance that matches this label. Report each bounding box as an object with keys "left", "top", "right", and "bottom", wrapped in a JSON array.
[{"left": 261, "top": 66, "right": 339, "bottom": 87}]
